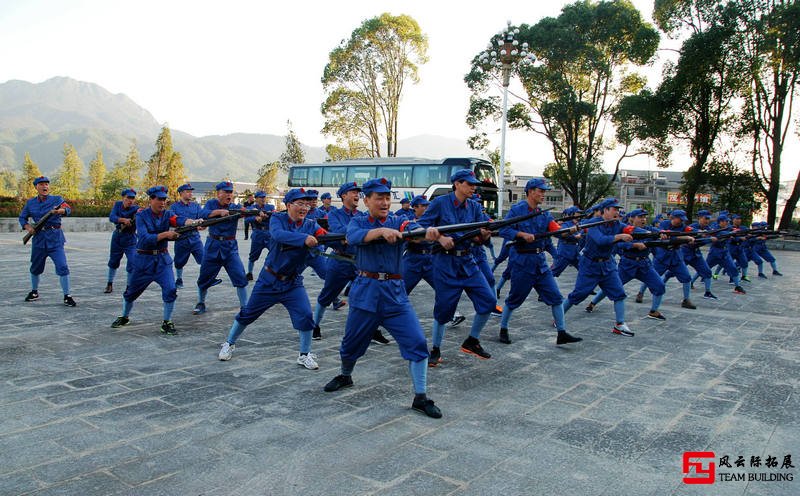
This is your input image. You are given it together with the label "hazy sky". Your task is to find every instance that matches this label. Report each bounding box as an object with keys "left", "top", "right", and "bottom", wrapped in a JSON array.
[{"left": 1, "top": 0, "right": 797, "bottom": 178}]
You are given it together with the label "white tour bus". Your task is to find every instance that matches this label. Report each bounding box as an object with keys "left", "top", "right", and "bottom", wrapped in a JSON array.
[{"left": 287, "top": 157, "right": 499, "bottom": 217}]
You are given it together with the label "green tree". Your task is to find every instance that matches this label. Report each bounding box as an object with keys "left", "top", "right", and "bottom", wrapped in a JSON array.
[
  {"left": 19, "top": 152, "right": 43, "bottom": 198},
  {"left": 53, "top": 143, "right": 84, "bottom": 199},
  {"left": 279, "top": 120, "right": 306, "bottom": 169},
  {"left": 465, "top": 0, "right": 659, "bottom": 208},
  {"left": 325, "top": 141, "right": 370, "bottom": 161},
  {"left": 85, "top": 150, "right": 107, "bottom": 199},
  {"left": 102, "top": 143, "right": 144, "bottom": 199},
  {"left": 735, "top": 0, "right": 800, "bottom": 228},
  {"left": 145, "top": 126, "right": 185, "bottom": 200},
  {"left": 616, "top": 1, "right": 745, "bottom": 220},
  {"left": 256, "top": 161, "right": 280, "bottom": 194},
  {"left": 322, "top": 13, "right": 429, "bottom": 157},
  {"left": 705, "top": 158, "right": 762, "bottom": 217},
  {"left": 0, "top": 168, "right": 18, "bottom": 197}
]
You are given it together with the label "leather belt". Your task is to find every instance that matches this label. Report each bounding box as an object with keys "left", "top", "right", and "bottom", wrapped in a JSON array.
[
  {"left": 623, "top": 254, "right": 648, "bottom": 261},
  {"left": 440, "top": 249, "right": 470, "bottom": 256},
  {"left": 266, "top": 266, "right": 295, "bottom": 281},
  {"left": 591, "top": 256, "right": 610, "bottom": 262},
  {"left": 561, "top": 239, "right": 578, "bottom": 244},
  {"left": 333, "top": 251, "right": 355, "bottom": 259},
  {"left": 407, "top": 245, "right": 432, "bottom": 255},
  {"left": 210, "top": 234, "right": 236, "bottom": 241},
  {"left": 251, "top": 227, "right": 269, "bottom": 231},
  {"left": 359, "top": 270, "right": 403, "bottom": 281},
  {"left": 41, "top": 225, "right": 61, "bottom": 230},
  {"left": 516, "top": 247, "right": 545, "bottom": 254},
  {"left": 137, "top": 249, "right": 168, "bottom": 255}
]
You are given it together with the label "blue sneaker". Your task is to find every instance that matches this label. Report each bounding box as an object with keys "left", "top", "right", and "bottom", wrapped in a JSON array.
[{"left": 193, "top": 302, "right": 206, "bottom": 315}]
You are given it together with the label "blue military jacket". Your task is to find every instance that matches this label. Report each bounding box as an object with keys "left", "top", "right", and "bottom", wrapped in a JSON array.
[
  {"left": 394, "top": 207, "right": 415, "bottom": 220},
  {"left": 200, "top": 199, "right": 243, "bottom": 238},
  {"left": 169, "top": 200, "right": 203, "bottom": 239},
  {"left": 19, "top": 195, "right": 70, "bottom": 249},
  {"left": 499, "top": 201, "right": 561, "bottom": 273},
  {"left": 417, "top": 192, "right": 484, "bottom": 279},
  {"left": 347, "top": 214, "right": 418, "bottom": 313},
  {"left": 327, "top": 205, "right": 363, "bottom": 255},
  {"left": 134, "top": 207, "right": 189, "bottom": 266},
  {"left": 110, "top": 200, "right": 138, "bottom": 239},
  {"left": 264, "top": 212, "right": 325, "bottom": 288},
  {"left": 246, "top": 203, "right": 276, "bottom": 232}
]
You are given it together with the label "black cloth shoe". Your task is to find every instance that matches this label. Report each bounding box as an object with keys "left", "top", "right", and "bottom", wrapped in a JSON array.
[
  {"left": 585, "top": 302, "right": 595, "bottom": 313},
  {"left": 412, "top": 396, "right": 442, "bottom": 419},
  {"left": 312, "top": 326, "right": 322, "bottom": 340},
  {"left": 24, "top": 290, "right": 39, "bottom": 302},
  {"left": 647, "top": 311, "right": 666, "bottom": 321},
  {"left": 635, "top": 292, "right": 643, "bottom": 304},
  {"left": 556, "top": 331, "right": 583, "bottom": 345},
  {"left": 773, "top": 270, "right": 783, "bottom": 276},
  {"left": 323, "top": 374, "right": 353, "bottom": 392},
  {"left": 460, "top": 336, "right": 491, "bottom": 359},
  {"left": 160, "top": 320, "right": 177, "bottom": 335},
  {"left": 63, "top": 295, "right": 77, "bottom": 307},
  {"left": 498, "top": 328, "right": 511, "bottom": 344},
  {"left": 681, "top": 299, "right": 696, "bottom": 310},
  {"left": 429, "top": 347, "right": 442, "bottom": 367},
  {"left": 175, "top": 277, "right": 183, "bottom": 289},
  {"left": 734, "top": 286, "right": 746, "bottom": 294},
  {"left": 104, "top": 282, "right": 113, "bottom": 294},
  {"left": 372, "top": 329, "right": 391, "bottom": 345},
  {"left": 246, "top": 272, "right": 253, "bottom": 281},
  {"left": 449, "top": 314, "right": 466, "bottom": 326},
  {"left": 703, "top": 291, "right": 718, "bottom": 300},
  {"left": 111, "top": 316, "right": 130, "bottom": 328}
]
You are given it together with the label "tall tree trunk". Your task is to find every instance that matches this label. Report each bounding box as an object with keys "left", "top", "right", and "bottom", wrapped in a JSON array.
[{"left": 778, "top": 169, "right": 800, "bottom": 229}]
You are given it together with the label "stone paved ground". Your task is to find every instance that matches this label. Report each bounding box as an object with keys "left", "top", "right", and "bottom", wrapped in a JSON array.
[{"left": 0, "top": 232, "right": 798, "bottom": 496}]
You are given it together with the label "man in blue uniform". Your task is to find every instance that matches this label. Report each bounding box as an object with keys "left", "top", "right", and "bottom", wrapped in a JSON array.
[
  {"left": 498, "top": 178, "right": 581, "bottom": 345},
  {"left": 649, "top": 209, "right": 697, "bottom": 309},
  {"left": 750, "top": 221, "right": 783, "bottom": 277},
  {"left": 683, "top": 209, "right": 718, "bottom": 300},
  {"left": 302, "top": 189, "right": 331, "bottom": 283},
  {"left": 705, "top": 214, "right": 746, "bottom": 295},
  {"left": 193, "top": 181, "right": 258, "bottom": 315},
  {"left": 402, "top": 195, "right": 435, "bottom": 294},
  {"left": 20, "top": 176, "right": 76, "bottom": 306},
  {"left": 319, "top": 192, "right": 334, "bottom": 214},
  {"left": 245, "top": 191, "right": 275, "bottom": 280},
  {"left": 728, "top": 214, "right": 752, "bottom": 282},
  {"left": 417, "top": 169, "right": 496, "bottom": 364},
  {"left": 105, "top": 188, "right": 138, "bottom": 293},
  {"left": 561, "top": 198, "right": 637, "bottom": 337},
  {"left": 587, "top": 209, "right": 668, "bottom": 320},
  {"left": 311, "top": 181, "right": 362, "bottom": 340},
  {"left": 218, "top": 188, "right": 327, "bottom": 368},
  {"left": 169, "top": 183, "right": 204, "bottom": 289},
  {"left": 323, "top": 178, "right": 444, "bottom": 418},
  {"left": 394, "top": 197, "right": 415, "bottom": 220},
  {"left": 550, "top": 206, "right": 584, "bottom": 278},
  {"left": 110, "top": 186, "right": 199, "bottom": 333}
]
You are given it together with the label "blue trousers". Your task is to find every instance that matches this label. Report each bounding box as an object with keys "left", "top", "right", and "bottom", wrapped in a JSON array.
[
  {"left": 432, "top": 266, "right": 496, "bottom": 324},
  {"left": 235, "top": 273, "right": 314, "bottom": 330},
  {"left": 618, "top": 258, "right": 665, "bottom": 295},
  {"left": 30, "top": 243, "right": 69, "bottom": 276},
  {"left": 706, "top": 249, "right": 739, "bottom": 279},
  {"left": 683, "top": 250, "right": 712, "bottom": 279},
  {"left": 197, "top": 239, "right": 248, "bottom": 290},
  {"left": 653, "top": 256, "right": 691, "bottom": 283},
  {"left": 402, "top": 253, "right": 434, "bottom": 294},
  {"left": 107, "top": 232, "right": 136, "bottom": 272},
  {"left": 173, "top": 236, "right": 203, "bottom": 269},
  {"left": 123, "top": 254, "right": 177, "bottom": 303},
  {"left": 550, "top": 244, "right": 580, "bottom": 277},
  {"left": 247, "top": 230, "right": 270, "bottom": 263},
  {"left": 568, "top": 258, "right": 625, "bottom": 305},
  {"left": 505, "top": 266, "right": 563, "bottom": 310},
  {"left": 317, "top": 258, "right": 356, "bottom": 306},
  {"left": 340, "top": 306, "right": 428, "bottom": 363}
]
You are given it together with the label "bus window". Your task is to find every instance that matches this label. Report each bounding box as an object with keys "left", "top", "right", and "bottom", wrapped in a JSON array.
[
  {"left": 288, "top": 167, "right": 307, "bottom": 187},
  {"left": 378, "top": 166, "right": 413, "bottom": 187},
  {"left": 473, "top": 162, "right": 496, "bottom": 184},
  {"left": 322, "top": 167, "right": 348, "bottom": 187},
  {"left": 427, "top": 187, "right": 452, "bottom": 200},
  {"left": 413, "top": 165, "right": 450, "bottom": 187},
  {"left": 347, "top": 166, "right": 376, "bottom": 184},
  {"left": 307, "top": 167, "right": 323, "bottom": 186}
]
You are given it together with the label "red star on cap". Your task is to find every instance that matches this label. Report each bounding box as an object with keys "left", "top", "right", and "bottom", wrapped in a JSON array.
[{"left": 380, "top": 178, "right": 387, "bottom": 184}]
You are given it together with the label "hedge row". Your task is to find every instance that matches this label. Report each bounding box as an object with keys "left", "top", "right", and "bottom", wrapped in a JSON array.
[{"left": 0, "top": 197, "right": 117, "bottom": 218}]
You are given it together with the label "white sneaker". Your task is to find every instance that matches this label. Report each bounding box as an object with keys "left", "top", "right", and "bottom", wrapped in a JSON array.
[
  {"left": 612, "top": 323, "right": 635, "bottom": 337},
  {"left": 297, "top": 353, "right": 319, "bottom": 370},
  {"left": 218, "top": 342, "right": 234, "bottom": 361}
]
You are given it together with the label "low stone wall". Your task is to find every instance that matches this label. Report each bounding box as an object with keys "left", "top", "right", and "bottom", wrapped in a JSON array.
[
  {"left": 0, "top": 217, "right": 115, "bottom": 233},
  {"left": 766, "top": 239, "right": 800, "bottom": 251}
]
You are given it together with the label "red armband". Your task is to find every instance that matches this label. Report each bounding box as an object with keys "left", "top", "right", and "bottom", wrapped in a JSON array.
[
  {"left": 169, "top": 215, "right": 178, "bottom": 227},
  {"left": 622, "top": 225, "right": 635, "bottom": 234},
  {"left": 548, "top": 220, "right": 561, "bottom": 232},
  {"left": 314, "top": 228, "right": 327, "bottom": 237},
  {"left": 59, "top": 202, "right": 70, "bottom": 209},
  {"left": 684, "top": 226, "right": 692, "bottom": 232},
  {"left": 399, "top": 220, "right": 410, "bottom": 233}
]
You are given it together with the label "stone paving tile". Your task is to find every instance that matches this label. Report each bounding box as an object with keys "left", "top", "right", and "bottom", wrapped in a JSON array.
[{"left": 1, "top": 233, "right": 798, "bottom": 494}]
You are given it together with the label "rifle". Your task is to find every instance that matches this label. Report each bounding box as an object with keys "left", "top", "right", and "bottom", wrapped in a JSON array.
[
  {"left": 174, "top": 212, "right": 244, "bottom": 235},
  {"left": 506, "top": 218, "right": 607, "bottom": 249},
  {"left": 642, "top": 238, "right": 694, "bottom": 250},
  {"left": 631, "top": 227, "right": 726, "bottom": 240},
  {"left": 23, "top": 210, "right": 55, "bottom": 245}
]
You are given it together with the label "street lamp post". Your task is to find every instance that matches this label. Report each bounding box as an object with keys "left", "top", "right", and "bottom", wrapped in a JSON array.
[{"left": 480, "top": 21, "right": 534, "bottom": 218}]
